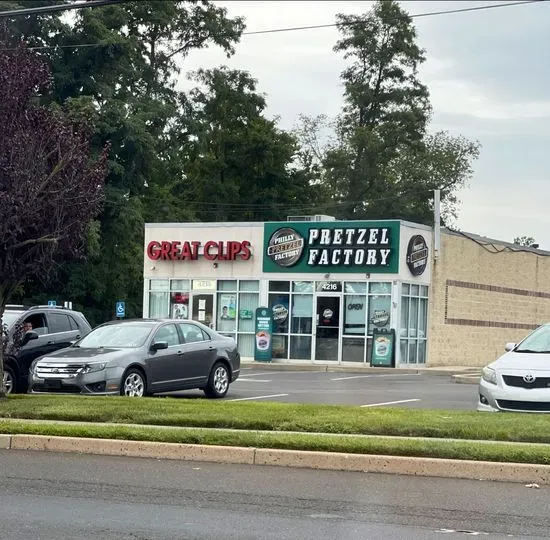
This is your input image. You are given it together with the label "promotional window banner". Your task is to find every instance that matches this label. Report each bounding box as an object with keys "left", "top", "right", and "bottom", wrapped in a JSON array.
[
  {"left": 219, "top": 294, "right": 236, "bottom": 320},
  {"left": 370, "top": 329, "right": 396, "bottom": 367},
  {"left": 263, "top": 221, "right": 400, "bottom": 274},
  {"left": 254, "top": 307, "right": 273, "bottom": 362}
]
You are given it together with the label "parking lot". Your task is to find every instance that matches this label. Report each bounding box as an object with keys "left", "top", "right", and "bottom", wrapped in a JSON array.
[{"left": 168, "top": 369, "right": 479, "bottom": 410}]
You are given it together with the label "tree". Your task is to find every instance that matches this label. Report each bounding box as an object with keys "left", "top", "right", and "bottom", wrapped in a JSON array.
[
  {"left": 0, "top": 47, "right": 108, "bottom": 396},
  {"left": 514, "top": 236, "right": 537, "bottom": 247},
  {"left": 308, "top": 0, "right": 479, "bottom": 223},
  {"left": 180, "top": 67, "right": 323, "bottom": 222},
  {"left": 1, "top": 1, "right": 245, "bottom": 324}
]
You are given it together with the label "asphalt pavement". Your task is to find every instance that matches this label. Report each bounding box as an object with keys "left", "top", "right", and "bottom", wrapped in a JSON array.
[
  {"left": 0, "top": 450, "right": 548, "bottom": 539},
  {"left": 166, "top": 370, "right": 479, "bottom": 410}
]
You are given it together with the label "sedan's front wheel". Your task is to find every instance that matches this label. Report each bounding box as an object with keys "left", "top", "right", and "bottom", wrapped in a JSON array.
[
  {"left": 121, "top": 369, "right": 146, "bottom": 397},
  {"left": 204, "top": 362, "right": 230, "bottom": 399}
]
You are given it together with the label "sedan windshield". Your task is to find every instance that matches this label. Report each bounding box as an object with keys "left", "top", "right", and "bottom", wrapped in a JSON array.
[
  {"left": 515, "top": 325, "right": 550, "bottom": 353},
  {"left": 77, "top": 323, "right": 154, "bottom": 349}
]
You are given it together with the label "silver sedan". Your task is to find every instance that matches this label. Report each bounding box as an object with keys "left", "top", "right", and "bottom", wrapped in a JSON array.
[{"left": 478, "top": 323, "right": 550, "bottom": 413}]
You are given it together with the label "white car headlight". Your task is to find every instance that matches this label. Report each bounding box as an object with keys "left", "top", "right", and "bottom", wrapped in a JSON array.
[
  {"left": 482, "top": 367, "right": 497, "bottom": 385},
  {"left": 80, "top": 363, "right": 107, "bottom": 374}
]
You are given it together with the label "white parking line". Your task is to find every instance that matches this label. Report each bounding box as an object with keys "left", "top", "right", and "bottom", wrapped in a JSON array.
[
  {"left": 360, "top": 399, "right": 421, "bottom": 408},
  {"left": 331, "top": 374, "right": 419, "bottom": 381},
  {"left": 228, "top": 393, "right": 289, "bottom": 402},
  {"left": 235, "top": 379, "right": 272, "bottom": 383}
]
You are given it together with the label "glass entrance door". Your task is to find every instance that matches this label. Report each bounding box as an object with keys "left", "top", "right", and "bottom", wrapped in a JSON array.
[
  {"left": 191, "top": 294, "right": 214, "bottom": 328},
  {"left": 315, "top": 296, "right": 341, "bottom": 361}
]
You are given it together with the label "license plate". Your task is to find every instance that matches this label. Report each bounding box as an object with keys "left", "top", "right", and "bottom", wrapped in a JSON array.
[{"left": 44, "top": 379, "right": 62, "bottom": 389}]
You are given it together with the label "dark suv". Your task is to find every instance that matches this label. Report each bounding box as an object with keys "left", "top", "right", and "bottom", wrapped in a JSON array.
[{"left": 2, "top": 305, "right": 92, "bottom": 394}]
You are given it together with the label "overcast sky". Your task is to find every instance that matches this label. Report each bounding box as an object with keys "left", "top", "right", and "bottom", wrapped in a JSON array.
[{"left": 179, "top": 0, "right": 550, "bottom": 247}]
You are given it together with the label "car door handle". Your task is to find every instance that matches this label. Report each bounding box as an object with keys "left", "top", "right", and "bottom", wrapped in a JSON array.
[
  {"left": 47, "top": 340, "right": 54, "bottom": 345},
  {"left": 75, "top": 334, "right": 81, "bottom": 339},
  {"left": 177, "top": 351, "right": 184, "bottom": 356}
]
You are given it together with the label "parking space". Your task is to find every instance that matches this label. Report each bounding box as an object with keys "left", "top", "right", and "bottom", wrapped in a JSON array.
[{"left": 168, "top": 369, "right": 478, "bottom": 410}]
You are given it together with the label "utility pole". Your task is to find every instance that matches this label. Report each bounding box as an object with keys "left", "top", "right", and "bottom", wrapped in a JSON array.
[{"left": 434, "top": 189, "right": 441, "bottom": 260}]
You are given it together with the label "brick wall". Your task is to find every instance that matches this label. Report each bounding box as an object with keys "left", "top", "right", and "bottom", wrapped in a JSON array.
[{"left": 428, "top": 232, "right": 550, "bottom": 367}]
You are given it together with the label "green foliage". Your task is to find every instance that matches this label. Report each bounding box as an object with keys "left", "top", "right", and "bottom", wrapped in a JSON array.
[
  {"left": 298, "top": 0, "right": 480, "bottom": 224},
  {"left": 181, "top": 67, "right": 321, "bottom": 221},
  {"left": 513, "top": 236, "right": 537, "bottom": 247},
  {"left": 2, "top": 1, "right": 247, "bottom": 325}
]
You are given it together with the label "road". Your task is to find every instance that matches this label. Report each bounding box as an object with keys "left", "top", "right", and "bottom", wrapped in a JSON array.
[
  {"left": 0, "top": 451, "right": 548, "bottom": 539},
  {"left": 166, "top": 370, "right": 478, "bottom": 410}
]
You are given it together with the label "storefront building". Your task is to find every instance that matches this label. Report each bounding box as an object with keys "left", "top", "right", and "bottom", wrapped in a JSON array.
[{"left": 143, "top": 219, "right": 432, "bottom": 367}]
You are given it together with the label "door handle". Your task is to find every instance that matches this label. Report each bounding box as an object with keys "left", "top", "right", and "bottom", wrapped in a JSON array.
[
  {"left": 177, "top": 351, "right": 184, "bottom": 356},
  {"left": 75, "top": 334, "right": 81, "bottom": 339},
  {"left": 47, "top": 341, "right": 54, "bottom": 345}
]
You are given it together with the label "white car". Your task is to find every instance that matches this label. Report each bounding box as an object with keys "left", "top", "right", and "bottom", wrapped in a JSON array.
[{"left": 478, "top": 324, "right": 550, "bottom": 413}]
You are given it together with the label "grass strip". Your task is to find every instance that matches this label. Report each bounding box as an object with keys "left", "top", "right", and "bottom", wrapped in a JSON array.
[
  {"left": 1, "top": 419, "right": 549, "bottom": 465},
  {"left": 3, "top": 395, "right": 550, "bottom": 444}
]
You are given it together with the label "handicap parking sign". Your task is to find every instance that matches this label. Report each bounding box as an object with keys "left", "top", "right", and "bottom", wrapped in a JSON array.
[{"left": 116, "top": 301, "right": 125, "bottom": 318}]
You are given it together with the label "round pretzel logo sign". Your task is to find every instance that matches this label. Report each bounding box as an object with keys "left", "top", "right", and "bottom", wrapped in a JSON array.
[
  {"left": 266, "top": 227, "right": 305, "bottom": 268},
  {"left": 406, "top": 235, "right": 429, "bottom": 276}
]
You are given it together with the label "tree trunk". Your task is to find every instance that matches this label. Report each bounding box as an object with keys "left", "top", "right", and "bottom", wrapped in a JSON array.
[{"left": 0, "top": 287, "right": 6, "bottom": 399}]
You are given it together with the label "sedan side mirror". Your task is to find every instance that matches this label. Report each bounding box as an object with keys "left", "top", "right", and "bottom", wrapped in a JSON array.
[
  {"left": 151, "top": 341, "right": 168, "bottom": 351},
  {"left": 21, "top": 331, "right": 39, "bottom": 346},
  {"left": 505, "top": 342, "right": 516, "bottom": 352}
]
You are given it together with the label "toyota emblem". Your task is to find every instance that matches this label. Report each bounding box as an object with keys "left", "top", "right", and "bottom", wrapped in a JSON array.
[
  {"left": 52, "top": 368, "right": 59, "bottom": 374},
  {"left": 523, "top": 374, "right": 536, "bottom": 383}
]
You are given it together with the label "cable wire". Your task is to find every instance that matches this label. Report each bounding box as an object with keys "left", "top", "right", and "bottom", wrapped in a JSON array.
[{"left": 0, "top": 0, "right": 545, "bottom": 52}]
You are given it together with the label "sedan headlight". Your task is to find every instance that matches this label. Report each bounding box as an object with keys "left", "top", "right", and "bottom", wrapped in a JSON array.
[
  {"left": 80, "top": 363, "right": 107, "bottom": 374},
  {"left": 481, "top": 367, "right": 497, "bottom": 385}
]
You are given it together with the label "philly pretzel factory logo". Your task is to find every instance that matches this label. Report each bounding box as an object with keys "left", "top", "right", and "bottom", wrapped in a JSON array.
[{"left": 266, "top": 227, "right": 305, "bottom": 267}]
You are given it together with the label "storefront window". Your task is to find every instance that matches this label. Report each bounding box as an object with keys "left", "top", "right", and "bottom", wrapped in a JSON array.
[
  {"left": 238, "top": 334, "right": 255, "bottom": 358},
  {"left": 291, "top": 294, "right": 313, "bottom": 334},
  {"left": 219, "top": 280, "right": 237, "bottom": 291},
  {"left": 217, "top": 291, "right": 237, "bottom": 332},
  {"left": 344, "top": 294, "right": 366, "bottom": 335},
  {"left": 342, "top": 337, "right": 365, "bottom": 362},
  {"left": 345, "top": 282, "right": 367, "bottom": 294},
  {"left": 239, "top": 280, "right": 259, "bottom": 292},
  {"left": 149, "top": 292, "right": 169, "bottom": 318},
  {"left": 290, "top": 335, "right": 311, "bottom": 359},
  {"left": 367, "top": 282, "right": 391, "bottom": 335},
  {"left": 170, "top": 279, "right": 190, "bottom": 320},
  {"left": 269, "top": 281, "right": 290, "bottom": 292},
  {"left": 269, "top": 293, "right": 290, "bottom": 334},
  {"left": 238, "top": 292, "right": 258, "bottom": 333},
  {"left": 400, "top": 284, "right": 428, "bottom": 364},
  {"left": 148, "top": 279, "right": 169, "bottom": 318},
  {"left": 292, "top": 281, "right": 313, "bottom": 293}
]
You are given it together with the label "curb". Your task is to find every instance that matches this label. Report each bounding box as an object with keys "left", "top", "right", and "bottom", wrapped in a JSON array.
[{"left": 3, "top": 434, "right": 549, "bottom": 485}]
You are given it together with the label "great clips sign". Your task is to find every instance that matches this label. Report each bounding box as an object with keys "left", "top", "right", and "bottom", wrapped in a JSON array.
[
  {"left": 147, "top": 240, "right": 251, "bottom": 261},
  {"left": 263, "top": 221, "right": 400, "bottom": 274}
]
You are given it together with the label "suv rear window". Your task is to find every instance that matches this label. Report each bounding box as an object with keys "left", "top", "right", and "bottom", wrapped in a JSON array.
[{"left": 48, "top": 312, "right": 73, "bottom": 333}]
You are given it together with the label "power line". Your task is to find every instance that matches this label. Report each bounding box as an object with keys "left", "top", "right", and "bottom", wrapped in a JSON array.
[
  {"left": 0, "top": 0, "right": 130, "bottom": 19},
  {"left": 0, "top": 0, "right": 545, "bottom": 52},
  {"left": 243, "top": 0, "right": 544, "bottom": 36}
]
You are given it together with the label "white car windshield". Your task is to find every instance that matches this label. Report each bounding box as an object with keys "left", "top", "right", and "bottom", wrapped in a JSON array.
[
  {"left": 515, "top": 325, "right": 550, "bottom": 353},
  {"left": 77, "top": 323, "right": 154, "bottom": 349}
]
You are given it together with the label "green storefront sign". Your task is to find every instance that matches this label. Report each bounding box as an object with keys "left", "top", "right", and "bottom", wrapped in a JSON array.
[
  {"left": 254, "top": 307, "right": 273, "bottom": 362},
  {"left": 263, "top": 220, "right": 400, "bottom": 274},
  {"left": 371, "top": 329, "right": 396, "bottom": 367}
]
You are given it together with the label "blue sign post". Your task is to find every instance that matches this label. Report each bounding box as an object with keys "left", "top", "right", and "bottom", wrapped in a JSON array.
[
  {"left": 116, "top": 301, "right": 126, "bottom": 319},
  {"left": 47, "top": 300, "right": 56, "bottom": 307}
]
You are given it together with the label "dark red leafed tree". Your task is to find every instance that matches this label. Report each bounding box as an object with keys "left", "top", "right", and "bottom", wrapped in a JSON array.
[{"left": 0, "top": 46, "right": 108, "bottom": 397}]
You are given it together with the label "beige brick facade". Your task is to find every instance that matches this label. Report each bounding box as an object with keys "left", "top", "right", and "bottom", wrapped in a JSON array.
[{"left": 428, "top": 231, "right": 550, "bottom": 367}]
